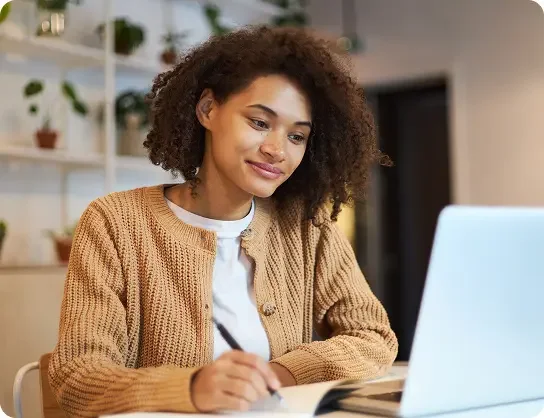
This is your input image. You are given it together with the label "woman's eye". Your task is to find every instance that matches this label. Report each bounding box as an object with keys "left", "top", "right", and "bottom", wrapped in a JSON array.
[
  {"left": 250, "top": 119, "right": 269, "bottom": 129},
  {"left": 289, "top": 134, "right": 306, "bottom": 143}
]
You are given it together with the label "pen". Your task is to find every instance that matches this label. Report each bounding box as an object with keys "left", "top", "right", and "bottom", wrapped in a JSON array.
[{"left": 212, "top": 317, "right": 285, "bottom": 404}]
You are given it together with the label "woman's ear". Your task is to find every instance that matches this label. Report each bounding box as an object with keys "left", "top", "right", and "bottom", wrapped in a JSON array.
[{"left": 196, "top": 89, "right": 215, "bottom": 129}]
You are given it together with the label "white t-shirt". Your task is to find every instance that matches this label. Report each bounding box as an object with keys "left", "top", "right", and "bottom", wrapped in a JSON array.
[{"left": 166, "top": 198, "right": 271, "bottom": 361}]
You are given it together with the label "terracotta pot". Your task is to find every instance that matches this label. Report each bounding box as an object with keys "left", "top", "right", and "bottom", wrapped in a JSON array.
[
  {"left": 161, "top": 49, "right": 177, "bottom": 65},
  {"left": 35, "top": 129, "right": 58, "bottom": 149},
  {"left": 55, "top": 237, "right": 72, "bottom": 264}
]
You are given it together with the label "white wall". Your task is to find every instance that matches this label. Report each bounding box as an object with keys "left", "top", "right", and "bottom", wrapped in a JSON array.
[
  {"left": 308, "top": 0, "right": 544, "bottom": 206},
  {"left": 0, "top": 0, "right": 276, "bottom": 266}
]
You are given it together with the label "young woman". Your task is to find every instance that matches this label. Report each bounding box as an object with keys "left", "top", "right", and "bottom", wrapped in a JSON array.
[{"left": 48, "top": 26, "right": 398, "bottom": 417}]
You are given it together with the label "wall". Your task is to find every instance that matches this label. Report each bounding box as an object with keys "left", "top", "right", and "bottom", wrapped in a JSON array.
[{"left": 308, "top": 0, "right": 544, "bottom": 206}]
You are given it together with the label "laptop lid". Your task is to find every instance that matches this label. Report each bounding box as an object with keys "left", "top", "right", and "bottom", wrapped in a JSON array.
[{"left": 400, "top": 206, "right": 544, "bottom": 417}]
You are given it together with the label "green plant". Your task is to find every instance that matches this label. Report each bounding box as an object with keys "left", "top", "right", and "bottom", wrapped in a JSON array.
[
  {"left": 263, "top": 0, "right": 308, "bottom": 27},
  {"left": 97, "top": 18, "right": 145, "bottom": 55},
  {"left": 23, "top": 79, "right": 89, "bottom": 131},
  {"left": 37, "top": 0, "right": 83, "bottom": 11},
  {"left": 203, "top": 4, "right": 230, "bottom": 36},
  {"left": 115, "top": 90, "right": 149, "bottom": 129},
  {"left": 0, "top": 220, "right": 6, "bottom": 242},
  {"left": 45, "top": 222, "right": 77, "bottom": 241},
  {"left": 162, "top": 30, "right": 189, "bottom": 53},
  {"left": 0, "top": 2, "right": 11, "bottom": 24}
]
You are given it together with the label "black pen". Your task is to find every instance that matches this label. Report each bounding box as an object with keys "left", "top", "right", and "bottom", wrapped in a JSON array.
[{"left": 212, "top": 317, "right": 285, "bottom": 404}]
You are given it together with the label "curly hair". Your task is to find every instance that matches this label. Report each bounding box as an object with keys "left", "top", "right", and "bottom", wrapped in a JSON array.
[{"left": 145, "top": 25, "right": 388, "bottom": 222}]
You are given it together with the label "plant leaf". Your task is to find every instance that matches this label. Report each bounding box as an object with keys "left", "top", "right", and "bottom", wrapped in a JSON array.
[
  {"left": 61, "top": 81, "right": 77, "bottom": 101},
  {"left": 73, "top": 101, "right": 88, "bottom": 116},
  {"left": 0, "top": 2, "right": 11, "bottom": 24},
  {"left": 29, "top": 104, "right": 39, "bottom": 114},
  {"left": 24, "top": 80, "right": 44, "bottom": 97}
]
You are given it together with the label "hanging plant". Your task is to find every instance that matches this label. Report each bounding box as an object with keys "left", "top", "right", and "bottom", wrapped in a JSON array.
[{"left": 37, "top": 0, "right": 83, "bottom": 11}]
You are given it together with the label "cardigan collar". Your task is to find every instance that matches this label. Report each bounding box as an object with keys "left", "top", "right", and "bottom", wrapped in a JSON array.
[{"left": 144, "top": 184, "right": 273, "bottom": 252}]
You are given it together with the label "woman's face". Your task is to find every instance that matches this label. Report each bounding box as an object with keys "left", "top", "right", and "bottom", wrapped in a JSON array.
[{"left": 197, "top": 74, "right": 312, "bottom": 199}]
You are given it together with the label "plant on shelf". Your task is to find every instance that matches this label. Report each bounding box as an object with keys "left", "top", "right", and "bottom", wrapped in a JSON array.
[
  {"left": 36, "top": 0, "right": 84, "bottom": 37},
  {"left": 0, "top": 219, "right": 6, "bottom": 259},
  {"left": 115, "top": 90, "right": 150, "bottom": 157},
  {"left": 0, "top": 3, "right": 11, "bottom": 25},
  {"left": 203, "top": 4, "right": 230, "bottom": 36},
  {"left": 262, "top": 0, "right": 308, "bottom": 28},
  {"left": 46, "top": 222, "right": 77, "bottom": 264},
  {"left": 96, "top": 17, "right": 145, "bottom": 56},
  {"left": 23, "top": 79, "right": 89, "bottom": 149},
  {"left": 160, "top": 30, "right": 189, "bottom": 65}
]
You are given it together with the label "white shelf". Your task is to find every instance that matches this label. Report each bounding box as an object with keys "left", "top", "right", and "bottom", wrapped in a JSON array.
[
  {"left": 115, "top": 155, "right": 161, "bottom": 171},
  {"left": 0, "top": 145, "right": 105, "bottom": 168},
  {"left": 0, "top": 33, "right": 104, "bottom": 69},
  {"left": 115, "top": 54, "right": 168, "bottom": 77}
]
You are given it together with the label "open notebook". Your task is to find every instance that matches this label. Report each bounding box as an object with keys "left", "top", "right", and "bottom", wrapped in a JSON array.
[{"left": 101, "top": 365, "right": 407, "bottom": 418}]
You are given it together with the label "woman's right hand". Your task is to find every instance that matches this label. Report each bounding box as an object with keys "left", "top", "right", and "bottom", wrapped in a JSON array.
[{"left": 191, "top": 350, "right": 281, "bottom": 412}]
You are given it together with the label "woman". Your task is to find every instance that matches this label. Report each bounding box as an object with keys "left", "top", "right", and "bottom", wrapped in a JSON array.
[{"left": 48, "top": 26, "right": 398, "bottom": 417}]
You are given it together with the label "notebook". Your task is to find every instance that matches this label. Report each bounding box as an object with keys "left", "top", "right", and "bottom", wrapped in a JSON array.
[{"left": 100, "top": 364, "right": 407, "bottom": 418}]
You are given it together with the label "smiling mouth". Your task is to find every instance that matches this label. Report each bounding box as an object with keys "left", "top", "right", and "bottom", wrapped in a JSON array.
[{"left": 247, "top": 161, "right": 283, "bottom": 180}]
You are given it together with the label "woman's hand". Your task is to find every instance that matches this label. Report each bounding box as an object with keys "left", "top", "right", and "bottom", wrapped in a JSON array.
[{"left": 191, "top": 351, "right": 281, "bottom": 412}]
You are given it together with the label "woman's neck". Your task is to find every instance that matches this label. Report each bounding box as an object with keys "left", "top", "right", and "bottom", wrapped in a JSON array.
[{"left": 167, "top": 169, "right": 253, "bottom": 221}]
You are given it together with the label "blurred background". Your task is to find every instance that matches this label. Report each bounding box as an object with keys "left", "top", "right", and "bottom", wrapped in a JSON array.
[{"left": 0, "top": 0, "right": 543, "bottom": 416}]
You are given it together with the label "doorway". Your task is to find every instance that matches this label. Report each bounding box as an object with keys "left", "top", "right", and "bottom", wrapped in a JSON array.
[{"left": 356, "top": 78, "right": 452, "bottom": 361}]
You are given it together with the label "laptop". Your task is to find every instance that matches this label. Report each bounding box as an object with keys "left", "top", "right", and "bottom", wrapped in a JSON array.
[{"left": 336, "top": 205, "right": 544, "bottom": 417}]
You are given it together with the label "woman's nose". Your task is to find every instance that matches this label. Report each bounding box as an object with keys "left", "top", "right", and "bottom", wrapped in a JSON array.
[{"left": 260, "top": 136, "right": 286, "bottom": 163}]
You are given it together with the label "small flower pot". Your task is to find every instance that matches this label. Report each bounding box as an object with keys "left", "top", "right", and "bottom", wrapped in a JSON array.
[
  {"left": 161, "top": 49, "right": 177, "bottom": 65},
  {"left": 54, "top": 237, "right": 72, "bottom": 264},
  {"left": 35, "top": 129, "right": 58, "bottom": 149}
]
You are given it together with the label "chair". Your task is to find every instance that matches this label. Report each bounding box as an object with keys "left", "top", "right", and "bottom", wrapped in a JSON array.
[{"left": 13, "top": 353, "right": 64, "bottom": 418}]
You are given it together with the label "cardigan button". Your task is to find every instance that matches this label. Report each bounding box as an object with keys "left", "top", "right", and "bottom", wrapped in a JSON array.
[{"left": 261, "top": 302, "right": 276, "bottom": 316}]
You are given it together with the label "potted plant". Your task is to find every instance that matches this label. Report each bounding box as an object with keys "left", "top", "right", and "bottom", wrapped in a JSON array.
[
  {"left": 160, "top": 30, "right": 189, "bottom": 65},
  {"left": 0, "top": 2, "right": 11, "bottom": 25},
  {"left": 115, "top": 90, "right": 150, "bottom": 156},
  {"left": 36, "top": 0, "right": 84, "bottom": 37},
  {"left": 96, "top": 18, "right": 145, "bottom": 55},
  {"left": 262, "top": 0, "right": 308, "bottom": 28},
  {"left": 46, "top": 223, "right": 76, "bottom": 264},
  {"left": 23, "top": 79, "right": 88, "bottom": 149},
  {"left": 0, "top": 220, "right": 6, "bottom": 259}
]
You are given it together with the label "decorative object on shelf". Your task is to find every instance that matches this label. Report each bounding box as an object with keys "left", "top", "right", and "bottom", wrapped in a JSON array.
[
  {"left": 0, "top": 219, "right": 6, "bottom": 260},
  {"left": 262, "top": 0, "right": 308, "bottom": 28},
  {"left": 0, "top": 2, "right": 12, "bottom": 25},
  {"left": 23, "top": 79, "right": 89, "bottom": 149},
  {"left": 46, "top": 222, "right": 76, "bottom": 264},
  {"left": 336, "top": 0, "right": 362, "bottom": 53},
  {"left": 35, "top": 0, "right": 83, "bottom": 37},
  {"left": 160, "top": 30, "right": 188, "bottom": 65},
  {"left": 96, "top": 17, "right": 145, "bottom": 56},
  {"left": 203, "top": 4, "right": 230, "bottom": 36},
  {"left": 115, "top": 90, "right": 150, "bottom": 157}
]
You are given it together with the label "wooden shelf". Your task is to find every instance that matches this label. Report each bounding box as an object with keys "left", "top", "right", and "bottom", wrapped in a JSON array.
[
  {"left": 0, "top": 33, "right": 104, "bottom": 69},
  {"left": 0, "top": 145, "right": 105, "bottom": 168}
]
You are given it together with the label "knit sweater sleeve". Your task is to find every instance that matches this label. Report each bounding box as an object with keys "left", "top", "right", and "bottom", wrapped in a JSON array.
[
  {"left": 48, "top": 201, "right": 200, "bottom": 417},
  {"left": 271, "top": 220, "right": 398, "bottom": 385}
]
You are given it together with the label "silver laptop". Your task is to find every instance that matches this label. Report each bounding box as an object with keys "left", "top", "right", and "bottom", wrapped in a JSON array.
[{"left": 337, "top": 205, "right": 544, "bottom": 417}]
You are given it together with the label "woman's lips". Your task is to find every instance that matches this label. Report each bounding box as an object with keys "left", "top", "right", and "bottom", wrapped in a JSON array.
[{"left": 247, "top": 161, "right": 283, "bottom": 180}]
